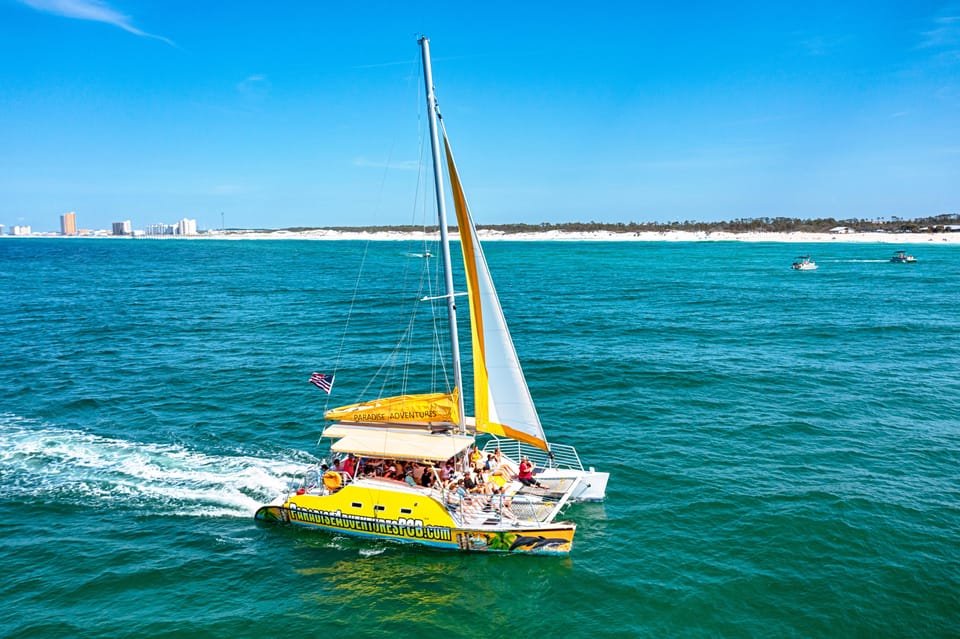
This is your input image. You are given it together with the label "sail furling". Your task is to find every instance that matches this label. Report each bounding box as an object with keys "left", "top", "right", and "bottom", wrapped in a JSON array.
[{"left": 325, "top": 390, "right": 459, "bottom": 426}]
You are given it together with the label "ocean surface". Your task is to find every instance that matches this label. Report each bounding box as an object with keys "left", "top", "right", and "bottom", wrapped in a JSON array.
[{"left": 1, "top": 238, "right": 958, "bottom": 638}]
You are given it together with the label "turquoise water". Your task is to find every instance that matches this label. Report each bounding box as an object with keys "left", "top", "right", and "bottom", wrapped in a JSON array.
[{"left": 1, "top": 238, "right": 958, "bottom": 638}]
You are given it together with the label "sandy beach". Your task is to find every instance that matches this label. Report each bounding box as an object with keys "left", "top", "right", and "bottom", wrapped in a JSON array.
[
  {"left": 8, "top": 228, "right": 958, "bottom": 244},
  {"left": 195, "top": 228, "right": 960, "bottom": 244}
]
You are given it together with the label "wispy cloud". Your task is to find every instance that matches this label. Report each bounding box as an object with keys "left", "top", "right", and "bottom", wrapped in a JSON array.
[
  {"left": 18, "top": 0, "right": 174, "bottom": 46},
  {"left": 799, "top": 35, "right": 830, "bottom": 57},
  {"left": 919, "top": 13, "right": 960, "bottom": 48},
  {"left": 795, "top": 32, "right": 853, "bottom": 57},
  {"left": 353, "top": 157, "right": 420, "bottom": 171},
  {"left": 237, "top": 74, "right": 270, "bottom": 100}
]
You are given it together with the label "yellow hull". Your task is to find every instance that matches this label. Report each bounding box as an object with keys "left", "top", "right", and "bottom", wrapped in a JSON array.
[{"left": 255, "top": 480, "right": 575, "bottom": 554}]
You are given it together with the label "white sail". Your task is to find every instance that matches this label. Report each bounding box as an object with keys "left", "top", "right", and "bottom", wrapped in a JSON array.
[{"left": 442, "top": 131, "right": 549, "bottom": 450}]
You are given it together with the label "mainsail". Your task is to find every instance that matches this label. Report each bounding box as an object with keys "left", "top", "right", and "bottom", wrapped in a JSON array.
[{"left": 442, "top": 130, "right": 550, "bottom": 450}]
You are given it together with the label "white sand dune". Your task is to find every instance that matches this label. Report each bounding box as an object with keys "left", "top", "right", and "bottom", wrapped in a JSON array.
[{"left": 197, "top": 228, "right": 960, "bottom": 245}]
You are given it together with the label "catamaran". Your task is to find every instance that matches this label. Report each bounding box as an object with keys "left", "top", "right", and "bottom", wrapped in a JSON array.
[{"left": 255, "top": 37, "right": 608, "bottom": 554}]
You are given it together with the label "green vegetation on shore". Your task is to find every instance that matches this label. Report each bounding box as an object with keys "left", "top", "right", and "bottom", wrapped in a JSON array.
[{"left": 282, "top": 213, "right": 960, "bottom": 235}]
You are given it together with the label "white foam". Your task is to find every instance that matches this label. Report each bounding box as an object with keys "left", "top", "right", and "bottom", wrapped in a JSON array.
[{"left": 0, "top": 413, "right": 311, "bottom": 518}]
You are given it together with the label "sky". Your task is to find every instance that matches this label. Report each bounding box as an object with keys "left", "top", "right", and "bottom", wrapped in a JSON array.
[{"left": 1, "top": 0, "right": 959, "bottom": 232}]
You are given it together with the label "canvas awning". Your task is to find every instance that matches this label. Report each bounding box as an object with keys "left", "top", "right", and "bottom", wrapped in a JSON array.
[{"left": 325, "top": 424, "right": 474, "bottom": 462}]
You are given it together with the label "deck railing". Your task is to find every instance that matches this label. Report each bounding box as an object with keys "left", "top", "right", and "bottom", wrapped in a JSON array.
[{"left": 480, "top": 437, "right": 585, "bottom": 472}]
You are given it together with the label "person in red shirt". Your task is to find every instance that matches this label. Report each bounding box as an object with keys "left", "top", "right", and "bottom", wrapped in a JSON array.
[
  {"left": 517, "top": 456, "right": 544, "bottom": 488},
  {"left": 342, "top": 455, "right": 356, "bottom": 478}
]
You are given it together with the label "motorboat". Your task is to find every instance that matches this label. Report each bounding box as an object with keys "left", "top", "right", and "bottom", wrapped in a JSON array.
[{"left": 890, "top": 250, "right": 917, "bottom": 263}]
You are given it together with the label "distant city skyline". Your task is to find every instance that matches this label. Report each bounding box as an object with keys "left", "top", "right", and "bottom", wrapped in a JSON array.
[
  {"left": 2, "top": 1, "right": 958, "bottom": 232},
  {"left": 1, "top": 211, "right": 199, "bottom": 236}
]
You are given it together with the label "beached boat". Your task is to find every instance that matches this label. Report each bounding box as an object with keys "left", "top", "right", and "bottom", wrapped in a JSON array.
[
  {"left": 791, "top": 255, "right": 818, "bottom": 270},
  {"left": 255, "top": 37, "right": 608, "bottom": 554},
  {"left": 890, "top": 250, "right": 917, "bottom": 263}
]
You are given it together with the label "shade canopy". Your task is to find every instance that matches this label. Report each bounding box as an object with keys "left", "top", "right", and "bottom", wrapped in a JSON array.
[{"left": 323, "top": 423, "right": 474, "bottom": 462}]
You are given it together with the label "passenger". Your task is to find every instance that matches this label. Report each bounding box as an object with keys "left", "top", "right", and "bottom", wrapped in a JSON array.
[
  {"left": 484, "top": 453, "right": 495, "bottom": 471},
  {"left": 454, "top": 479, "right": 482, "bottom": 515},
  {"left": 490, "top": 462, "right": 511, "bottom": 485},
  {"left": 463, "top": 469, "right": 478, "bottom": 492},
  {"left": 517, "top": 456, "right": 544, "bottom": 488},
  {"left": 476, "top": 468, "right": 494, "bottom": 494},
  {"left": 411, "top": 462, "right": 425, "bottom": 484},
  {"left": 491, "top": 486, "right": 517, "bottom": 519},
  {"left": 342, "top": 454, "right": 356, "bottom": 478},
  {"left": 444, "top": 474, "right": 459, "bottom": 491},
  {"left": 470, "top": 446, "right": 483, "bottom": 470},
  {"left": 421, "top": 465, "right": 436, "bottom": 488}
]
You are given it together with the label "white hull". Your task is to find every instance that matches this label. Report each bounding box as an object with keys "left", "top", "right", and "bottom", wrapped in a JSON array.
[{"left": 537, "top": 467, "right": 609, "bottom": 502}]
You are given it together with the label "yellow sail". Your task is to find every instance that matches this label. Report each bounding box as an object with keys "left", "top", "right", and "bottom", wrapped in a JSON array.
[
  {"left": 324, "top": 390, "right": 459, "bottom": 425},
  {"left": 443, "top": 133, "right": 549, "bottom": 450}
]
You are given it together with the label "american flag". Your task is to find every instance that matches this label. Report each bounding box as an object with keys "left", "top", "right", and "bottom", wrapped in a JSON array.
[{"left": 309, "top": 372, "right": 334, "bottom": 394}]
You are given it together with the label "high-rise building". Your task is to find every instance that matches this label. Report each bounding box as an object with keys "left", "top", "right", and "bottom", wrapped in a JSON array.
[
  {"left": 146, "top": 223, "right": 175, "bottom": 236},
  {"left": 176, "top": 218, "right": 197, "bottom": 235},
  {"left": 60, "top": 211, "right": 77, "bottom": 236},
  {"left": 112, "top": 220, "right": 132, "bottom": 236}
]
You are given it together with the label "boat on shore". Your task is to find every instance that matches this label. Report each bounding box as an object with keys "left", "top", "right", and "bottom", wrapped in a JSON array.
[
  {"left": 791, "top": 255, "right": 818, "bottom": 270},
  {"left": 255, "top": 37, "right": 608, "bottom": 554},
  {"left": 890, "top": 250, "right": 917, "bottom": 263}
]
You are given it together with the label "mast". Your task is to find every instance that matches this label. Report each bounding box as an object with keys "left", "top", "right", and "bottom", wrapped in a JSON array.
[{"left": 419, "top": 36, "right": 467, "bottom": 433}]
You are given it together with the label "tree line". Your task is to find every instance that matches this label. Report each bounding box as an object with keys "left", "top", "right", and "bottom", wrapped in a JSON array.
[{"left": 285, "top": 213, "right": 960, "bottom": 235}]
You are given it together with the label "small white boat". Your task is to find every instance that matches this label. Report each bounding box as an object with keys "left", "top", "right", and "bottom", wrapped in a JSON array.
[
  {"left": 791, "top": 255, "right": 818, "bottom": 270},
  {"left": 890, "top": 250, "right": 917, "bottom": 263}
]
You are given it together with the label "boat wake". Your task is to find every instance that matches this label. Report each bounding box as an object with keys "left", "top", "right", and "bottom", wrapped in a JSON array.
[{"left": 0, "top": 413, "right": 306, "bottom": 518}]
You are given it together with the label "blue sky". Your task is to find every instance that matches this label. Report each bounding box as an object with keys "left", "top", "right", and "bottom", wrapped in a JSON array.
[{"left": 2, "top": 1, "right": 958, "bottom": 232}]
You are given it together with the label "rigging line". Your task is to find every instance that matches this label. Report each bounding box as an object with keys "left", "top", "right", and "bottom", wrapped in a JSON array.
[
  {"left": 392, "top": 82, "right": 428, "bottom": 399},
  {"left": 415, "top": 55, "right": 453, "bottom": 397},
  {"left": 375, "top": 47, "right": 448, "bottom": 401},
  {"left": 325, "top": 241, "right": 370, "bottom": 415},
  {"left": 324, "top": 47, "right": 423, "bottom": 413},
  {"left": 374, "top": 45, "right": 436, "bottom": 401},
  {"left": 392, "top": 250, "right": 439, "bottom": 398}
]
